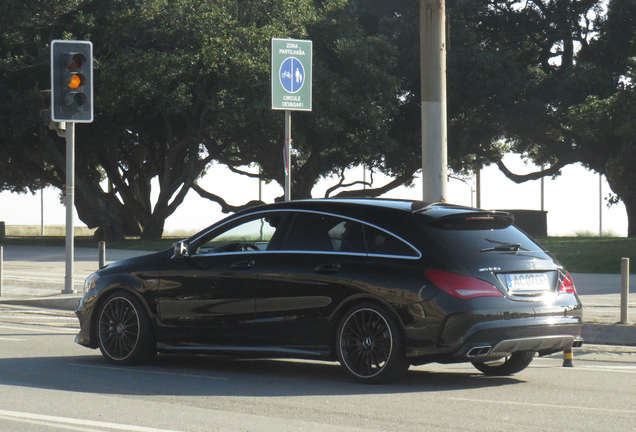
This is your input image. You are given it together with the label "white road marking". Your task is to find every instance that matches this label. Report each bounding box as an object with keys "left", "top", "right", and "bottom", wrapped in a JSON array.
[
  {"left": 0, "top": 409, "right": 186, "bottom": 432},
  {"left": 533, "top": 357, "right": 636, "bottom": 373},
  {"left": 2, "top": 276, "right": 65, "bottom": 282},
  {"left": 0, "top": 324, "right": 77, "bottom": 334},
  {"left": 0, "top": 413, "right": 109, "bottom": 432},
  {"left": 580, "top": 365, "right": 636, "bottom": 374},
  {"left": 0, "top": 315, "right": 75, "bottom": 320},
  {"left": 69, "top": 362, "right": 229, "bottom": 380},
  {"left": 0, "top": 337, "right": 26, "bottom": 341},
  {"left": 449, "top": 397, "right": 636, "bottom": 414}
]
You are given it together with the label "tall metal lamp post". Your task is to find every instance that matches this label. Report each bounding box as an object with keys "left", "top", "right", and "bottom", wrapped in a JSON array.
[{"left": 420, "top": 0, "right": 448, "bottom": 204}]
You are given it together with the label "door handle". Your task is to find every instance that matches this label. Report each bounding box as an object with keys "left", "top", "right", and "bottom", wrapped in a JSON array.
[
  {"left": 231, "top": 260, "right": 256, "bottom": 270},
  {"left": 314, "top": 263, "right": 341, "bottom": 274}
]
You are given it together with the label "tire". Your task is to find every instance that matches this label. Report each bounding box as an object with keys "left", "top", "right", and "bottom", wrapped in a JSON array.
[
  {"left": 471, "top": 351, "right": 535, "bottom": 376},
  {"left": 336, "top": 302, "right": 409, "bottom": 384},
  {"left": 97, "top": 290, "right": 156, "bottom": 365}
]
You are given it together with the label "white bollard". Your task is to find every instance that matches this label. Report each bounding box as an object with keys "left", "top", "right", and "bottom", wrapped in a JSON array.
[
  {"left": 620, "top": 257, "right": 629, "bottom": 323},
  {"left": 98, "top": 241, "right": 106, "bottom": 270}
]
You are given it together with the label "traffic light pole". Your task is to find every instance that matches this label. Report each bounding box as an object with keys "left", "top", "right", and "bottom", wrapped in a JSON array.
[
  {"left": 284, "top": 110, "right": 292, "bottom": 201},
  {"left": 50, "top": 40, "right": 92, "bottom": 294},
  {"left": 63, "top": 122, "right": 76, "bottom": 294}
]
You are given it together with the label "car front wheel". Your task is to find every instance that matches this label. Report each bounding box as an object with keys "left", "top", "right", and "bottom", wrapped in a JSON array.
[
  {"left": 97, "top": 291, "right": 156, "bottom": 365},
  {"left": 336, "top": 302, "right": 409, "bottom": 384},
  {"left": 471, "top": 351, "right": 535, "bottom": 376}
]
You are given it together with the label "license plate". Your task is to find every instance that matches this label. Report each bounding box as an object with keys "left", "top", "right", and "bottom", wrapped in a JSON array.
[{"left": 505, "top": 273, "right": 550, "bottom": 291}]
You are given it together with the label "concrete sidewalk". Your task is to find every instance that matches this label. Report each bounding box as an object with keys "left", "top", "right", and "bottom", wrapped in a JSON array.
[
  {"left": 1, "top": 245, "right": 636, "bottom": 346},
  {"left": 0, "top": 245, "right": 151, "bottom": 308}
]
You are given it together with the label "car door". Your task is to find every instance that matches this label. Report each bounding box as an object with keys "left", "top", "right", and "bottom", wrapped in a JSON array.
[
  {"left": 254, "top": 211, "right": 367, "bottom": 351},
  {"left": 156, "top": 213, "right": 286, "bottom": 347}
]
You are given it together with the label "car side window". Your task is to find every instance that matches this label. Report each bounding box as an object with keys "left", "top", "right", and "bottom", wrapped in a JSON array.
[
  {"left": 197, "top": 213, "right": 284, "bottom": 254},
  {"left": 339, "top": 221, "right": 366, "bottom": 253},
  {"left": 282, "top": 212, "right": 365, "bottom": 253},
  {"left": 363, "top": 225, "right": 419, "bottom": 258}
]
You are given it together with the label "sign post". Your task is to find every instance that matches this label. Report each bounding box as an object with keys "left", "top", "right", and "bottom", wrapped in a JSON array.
[
  {"left": 271, "top": 38, "right": 312, "bottom": 201},
  {"left": 284, "top": 111, "right": 292, "bottom": 201}
]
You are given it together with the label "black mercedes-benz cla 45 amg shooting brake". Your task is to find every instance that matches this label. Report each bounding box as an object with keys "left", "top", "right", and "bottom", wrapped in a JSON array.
[{"left": 75, "top": 199, "right": 583, "bottom": 383}]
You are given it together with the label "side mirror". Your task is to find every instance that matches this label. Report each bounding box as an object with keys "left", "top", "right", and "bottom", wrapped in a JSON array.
[{"left": 174, "top": 241, "right": 190, "bottom": 257}]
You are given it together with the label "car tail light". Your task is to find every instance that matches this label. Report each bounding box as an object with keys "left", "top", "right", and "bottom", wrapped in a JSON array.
[
  {"left": 425, "top": 270, "right": 504, "bottom": 299},
  {"left": 559, "top": 272, "right": 577, "bottom": 294}
]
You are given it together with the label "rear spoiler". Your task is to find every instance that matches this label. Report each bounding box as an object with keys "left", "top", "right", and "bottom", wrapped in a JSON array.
[{"left": 416, "top": 208, "right": 515, "bottom": 230}]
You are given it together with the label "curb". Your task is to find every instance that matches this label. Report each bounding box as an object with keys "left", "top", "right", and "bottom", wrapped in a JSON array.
[
  {"left": 582, "top": 323, "right": 636, "bottom": 347},
  {"left": 0, "top": 295, "right": 82, "bottom": 311}
]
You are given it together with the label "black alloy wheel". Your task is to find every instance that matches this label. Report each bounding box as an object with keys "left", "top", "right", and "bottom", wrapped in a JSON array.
[
  {"left": 471, "top": 351, "right": 535, "bottom": 376},
  {"left": 97, "top": 291, "right": 156, "bottom": 365},
  {"left": 336, "top": 302, "right": 408, "bottom": 384}
]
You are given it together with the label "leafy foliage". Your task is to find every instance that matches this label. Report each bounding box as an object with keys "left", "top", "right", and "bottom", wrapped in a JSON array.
[{"left": 2, "top": 0, "right": 636, "bottom": 238}]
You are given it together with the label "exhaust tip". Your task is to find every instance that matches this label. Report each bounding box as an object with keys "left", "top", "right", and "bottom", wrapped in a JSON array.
[{"left": 467, "top": 346, "right": 492, "bottom": 357}]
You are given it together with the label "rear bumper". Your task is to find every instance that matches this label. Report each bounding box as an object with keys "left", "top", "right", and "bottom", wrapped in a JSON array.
[
  {"left": 490, "top": 335, "right": 583, "bottom": 354},
  {"left": 404, "top": 311, "right": 583, "bottom": 364},
  {"left": 461, "top": 334, "right": 583, "bottom": 361},
  {"left": 450, "top": 317, "right": 583, "bottom": 360}
]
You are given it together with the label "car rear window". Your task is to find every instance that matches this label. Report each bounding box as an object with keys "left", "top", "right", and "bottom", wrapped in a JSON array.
[
  {"left": 415, "top": 213, "right": 551, "bottom": 262},
  {"left": 362, "top": 225, "right": 419, "bottom": 258}
]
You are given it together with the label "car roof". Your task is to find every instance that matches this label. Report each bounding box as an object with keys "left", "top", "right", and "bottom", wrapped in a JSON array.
[
  {"left": 245, "top": 198, "right": 498, "bottom": 219},
  {"left": 271, "top": 198, "right": 425, "bottom": 211},
  {"left": 190, "top": 198, "right": 515, "bottom": 245}
]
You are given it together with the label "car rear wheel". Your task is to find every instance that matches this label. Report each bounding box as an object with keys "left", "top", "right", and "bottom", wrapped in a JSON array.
[
  {"left": 336, "top": 302, "right": 409, "bottom": 384},
  {"left": 97, "top": 291, "right": 156, "bottom": 365},
  {"left": 471, "top": 351, "right": 535, "bottom": 376}
]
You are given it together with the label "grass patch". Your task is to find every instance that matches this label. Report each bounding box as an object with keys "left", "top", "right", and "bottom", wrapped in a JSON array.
[
  {"left": 1, "top": 225, "right": 196, "bottom": 251},
  {"left": 6, "top": 225, "right": 96, "bottom": 237},
  {"left": 0, "top": 235, "right": 178, "bottom": 251},
  {"left": 572, "top": 229, "right": 621, "bottom": 238},
  {"left": 537, "top": 237, "right": 636, "bottom": 274}
]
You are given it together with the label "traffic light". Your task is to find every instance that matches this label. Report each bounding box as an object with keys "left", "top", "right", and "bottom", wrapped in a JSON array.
[{"left": 51, "top": 40, "right": 93, "bottom": 123}]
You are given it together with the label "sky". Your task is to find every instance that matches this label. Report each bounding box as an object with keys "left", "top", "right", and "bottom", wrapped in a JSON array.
[{"left": 0, "top": 153, "right": 627, "bottom": 237}]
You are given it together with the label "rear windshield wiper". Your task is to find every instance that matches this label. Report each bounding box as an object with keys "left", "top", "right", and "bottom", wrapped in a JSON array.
[{"left": 481, "top": 243, "right": 524, "bottom": 252}]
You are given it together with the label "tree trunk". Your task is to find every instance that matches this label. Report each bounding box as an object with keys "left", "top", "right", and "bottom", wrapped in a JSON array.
[
  {"left": 624, "top": 198, "right": 636, "bottom": 238},
  {"left": 140, "top": 217, "right": 166, "bottom": 241},
  {"left": 74, "top": 191, "right": 142, "bottom": 242},
  {"left": 604, "top": 173, "right": 636, "bottom": 237}
]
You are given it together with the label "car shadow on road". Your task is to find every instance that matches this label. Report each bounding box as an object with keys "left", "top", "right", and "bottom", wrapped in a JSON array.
[{"left": 0, "top": 353, "right": 525, "bottom": 398}]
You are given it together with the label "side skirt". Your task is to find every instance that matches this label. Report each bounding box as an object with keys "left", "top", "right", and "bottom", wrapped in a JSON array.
[{"left": 156, "top": 343, "right": 333, "bottom": 360}]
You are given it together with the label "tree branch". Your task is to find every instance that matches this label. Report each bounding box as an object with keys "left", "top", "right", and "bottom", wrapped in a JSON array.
[
  {"left": 332, "top": 169, "right": 417, "bottom": 198},
  {"left": 496, "top": 157, "right": 575, "bottom": 184},
  {"left": 324, "top": 168, "right": 373, "bottom": 198},
  {"left": 192, "top": 182, "right": 264, "bottom": 213}
]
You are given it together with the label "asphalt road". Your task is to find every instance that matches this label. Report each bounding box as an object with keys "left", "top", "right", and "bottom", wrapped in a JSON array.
[{"left": 1, "top": 315, "right": 636, "bottom": 432}]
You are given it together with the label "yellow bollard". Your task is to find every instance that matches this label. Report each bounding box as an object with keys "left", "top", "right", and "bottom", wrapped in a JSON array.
[{"left": 563, "top": 347, "right": 574, "bottom": 367}]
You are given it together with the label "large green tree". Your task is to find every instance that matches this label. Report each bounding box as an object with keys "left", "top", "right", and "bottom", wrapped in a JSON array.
[
  {"left": 445, "top": 0, "right": 636, "bottom": 234},
  {"left": 1, "top": 0, "right": 416, "bottom": 239},
  {"left": 0, "top": 0, "right": 316, "bottom": 240},
  {"left": 3, "top": 0, "right": 636, "bottom": 237}
]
